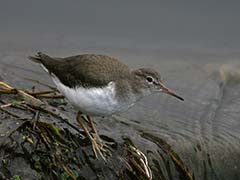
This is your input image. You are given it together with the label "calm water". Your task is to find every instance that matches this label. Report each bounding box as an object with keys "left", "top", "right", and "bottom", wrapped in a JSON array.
[{"left": 1, "top": 48, "right": 240, "bottom": 179}]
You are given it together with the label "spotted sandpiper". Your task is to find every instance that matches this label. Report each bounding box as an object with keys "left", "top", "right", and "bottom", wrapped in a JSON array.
[{"left": 29, "top": 52, "right": 184, "bottom": 159}]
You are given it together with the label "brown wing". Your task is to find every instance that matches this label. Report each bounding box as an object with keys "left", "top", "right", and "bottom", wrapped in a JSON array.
[{"left": 30, "top": 52, "right": 131, "bottom": 88}]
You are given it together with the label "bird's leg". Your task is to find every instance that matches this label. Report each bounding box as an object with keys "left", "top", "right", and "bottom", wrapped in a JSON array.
[
  {"left": 87, "top": 115, "right": 97, "bottom": 133},
  {"left": 87, "top": 115, "right": 114, "bottom": 146},
  {"left": 76, "top": 112, "right": 109, "bottom": 160}
]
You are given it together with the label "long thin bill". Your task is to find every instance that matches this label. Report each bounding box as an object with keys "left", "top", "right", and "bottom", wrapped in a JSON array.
[{"left": 160, "top": 83, "right": 184, "bottom": 101}]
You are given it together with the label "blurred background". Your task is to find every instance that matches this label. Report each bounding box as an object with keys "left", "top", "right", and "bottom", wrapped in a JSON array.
[{"left": 0, "top": 1, "right": 240, "bottom": 52}]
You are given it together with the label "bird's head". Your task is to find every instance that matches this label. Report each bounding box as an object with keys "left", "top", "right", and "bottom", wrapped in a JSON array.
[{"left": 132, "top": 68, "right": 184, "bottom": 101}]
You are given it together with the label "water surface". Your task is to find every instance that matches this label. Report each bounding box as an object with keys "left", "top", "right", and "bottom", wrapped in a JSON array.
[{"left": 1, "top": 48, "right": 239, "bottom": 179}]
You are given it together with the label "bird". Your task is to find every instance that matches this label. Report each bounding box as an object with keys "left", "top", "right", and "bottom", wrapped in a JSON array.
[{"left": 29, "top": 52, "right": 184, "bottom": 159}]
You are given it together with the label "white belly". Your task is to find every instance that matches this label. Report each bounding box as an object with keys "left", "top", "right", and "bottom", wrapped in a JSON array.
[{"left": 52, "top": 76, "right": 124, "bottom": 116}]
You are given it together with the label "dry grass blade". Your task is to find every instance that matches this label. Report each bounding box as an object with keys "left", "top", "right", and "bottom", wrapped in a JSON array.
[
  {"left": 0, "top": 81, "right": 81, "bottom": 134},
  {"left": 0, "top": 81, "right": 12, "bottom": 89},
  {"left": 0, "top": 81, "right": 44, "bottom": 107},
  {"left": 0, "top": 103, "right": 12, "bottom": 108},
  {"left": 0, "top": 80, "right": 82, "bottom": 179},
  {"left": 128, "top": 157, "right": 150, "bottom": 179},
  {"left": 142, "top": 132, "right": 193, "bottom": 180},
  {"left": 126, "top": 144, "right": 152, "bottom": 180},
  {"left": 35, "top": 94, "right": 64, "bottom": 99},
  {"left": 27, "top": 90, "right": 64, "bottom": 99},
  {"left": 28, "top": 90, "right": 56, "bottom": 96},
  {"left": 0, "top": 88, "right": 17, "bottom": 94},
  {"left": 17, "top": 90, "right": 44, "bottom": 107},
  {"left": 54, "top": 154, "right": 77, "bottom": 180}
]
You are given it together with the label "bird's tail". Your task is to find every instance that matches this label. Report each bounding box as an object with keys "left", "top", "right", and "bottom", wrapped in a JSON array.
[
  {"left": 28, "top": 52, "right": 57, "bottom": 74},
  {"left": 28, "top": 52, "right": 54, "bottom": 64},
  {"left": 28, "top": 52, "right": 44, "bottom": 64}
]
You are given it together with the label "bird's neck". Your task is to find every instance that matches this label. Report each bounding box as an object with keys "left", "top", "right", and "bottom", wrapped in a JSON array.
[
  {"left": 115, "top": 75, "right": 150, "bottom": 103},
  {"left": 130, "top": 80, "right": 151, "bottom": 99}
]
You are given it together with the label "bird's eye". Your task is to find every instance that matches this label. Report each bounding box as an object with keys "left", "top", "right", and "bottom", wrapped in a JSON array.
[{"left": 146, "top": 76, "right": 153, "bottom": 83}]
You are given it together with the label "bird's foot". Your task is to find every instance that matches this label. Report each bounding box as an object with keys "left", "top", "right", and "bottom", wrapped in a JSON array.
[
  {"left": 77, "top": 112, "right": 114, "bottom": 161},
  {"left": 90, "top": 134, "right": 112, "bottom": 161},
  {"left": 90, "top": 133, "right": 114, "bottom": 160},
  {"left": 92, "top": 133, "right": 115, "bottom": 146}
]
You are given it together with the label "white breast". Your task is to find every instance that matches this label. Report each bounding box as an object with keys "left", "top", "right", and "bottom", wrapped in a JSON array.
[{"left": 51, "top": 75, "right": 125, "bottom": 116}]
